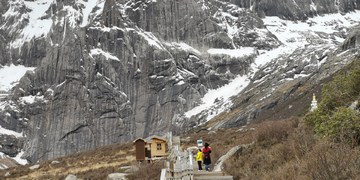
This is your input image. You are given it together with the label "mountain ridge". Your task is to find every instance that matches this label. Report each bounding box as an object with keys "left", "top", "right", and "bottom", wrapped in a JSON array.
[{"left": 0, "top": 0, "right": 359, "bottom": 164}]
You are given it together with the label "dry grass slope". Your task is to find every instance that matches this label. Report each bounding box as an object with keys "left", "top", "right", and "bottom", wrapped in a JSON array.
[
  {"left": 221, "top": 118, "right": 360, "bottom": 180},
  {"left": 0, "top": 142, "right": 136, "bottom": 179},
  {"left": 180, "top": 115, "right": 360, "bottom": 180},
  {"left": 2, "top": 117, "right": 360, "bottom": 180}
]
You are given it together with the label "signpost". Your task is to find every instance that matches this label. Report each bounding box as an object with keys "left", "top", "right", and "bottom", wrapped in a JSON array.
[{"left": 197, "top": 140, "right": 203, "bottom": 147}]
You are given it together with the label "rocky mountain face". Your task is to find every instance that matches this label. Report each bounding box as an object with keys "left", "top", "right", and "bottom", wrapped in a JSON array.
[
  {"left": 0, "top": 0, "right": 359, "bottom": 163},
  {"left": 228, "top": 0, "right": 360, "bottom": 20}
]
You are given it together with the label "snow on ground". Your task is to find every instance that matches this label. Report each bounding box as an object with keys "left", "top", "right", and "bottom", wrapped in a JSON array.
[
  {"left": 185, "top": 11, "right": 360, "bottom": 122},
  {"left": 185, "top": 75, "right": 250, "bottom": 121},
  {"left": 0, "top": 125, "right": 23, "bottom": 138},
  {"left": 7, "top": 0, "right": 107, "bottom": 47},
  {"left": 184, "top": 45, "right": 291, "bottom": 121},
  {"left": 212, "top": 5, "right": 245, "bottom": 39},
  {"left": 19, "top": 95, "right": 45, "bottom": 104},
  {"left": 63, "top": 6, "right": 82, "bottom": 28},
  {"left": 263, "top": 10, "right": 360, "bottom": 48},
  {"left": 135, "top": 30, "right": 165, "bottom": 50},
  {"left": 90, "top": 48, "right": 120, "bottom": 61},
  {"left": 0, "top": 151, "right": 28, "bottom": 168},
  {"left": 251, "top": 45, "right": 295, "bottom": 75},
  {"left": 89, "top": 26, "right": 123, "bottom": 32},
  {"left": 0, "top": 64, "right": 36, "bottom": 92},
  {"left": 165, "top": 42, "right": 202, "bottom": 55},
  {"left": 0, "top": 162, "right": 8, "bottom": 169},
  {"left": 9, "top": 0, "right": 53, "bottom": 48},
  {"left": 79, "top": 0, "right": 99, "bottom": 27},
  {"left": 12, "top": 151, "right": 28, "bottom": 165},
  {"left": 207, "top": 47, "right": 255, "bottom": 58}
]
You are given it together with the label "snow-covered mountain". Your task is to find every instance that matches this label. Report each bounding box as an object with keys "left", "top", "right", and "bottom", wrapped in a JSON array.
[{"left": 0, "top": 0, "right": 360, "bottom": 165}]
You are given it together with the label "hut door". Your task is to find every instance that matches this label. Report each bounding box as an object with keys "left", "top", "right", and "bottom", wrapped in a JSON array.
[
  {"left": 145, "top": 146, "right": 151, "bottom": 158},
  {"left": 135, "top": 140, "right": 145, "bottom": 161}
]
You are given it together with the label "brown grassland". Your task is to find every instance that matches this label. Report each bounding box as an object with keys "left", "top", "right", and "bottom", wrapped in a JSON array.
[
  {"left": 1, "top": 117, "right": 360, "bottom": 179},
  {"left": 183, "top": 117, "right": 360, "bottom": 180},
  {"left": 0, "top": 142, "right": 137, "bottom": 179}
]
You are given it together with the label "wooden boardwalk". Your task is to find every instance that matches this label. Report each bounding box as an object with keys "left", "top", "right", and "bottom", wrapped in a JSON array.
[
  {"left": 192, "top": 156, "right": 233, "bottom": 180},
  {"left": 160, "top": 136, "right": 233, "bottom": 180}
]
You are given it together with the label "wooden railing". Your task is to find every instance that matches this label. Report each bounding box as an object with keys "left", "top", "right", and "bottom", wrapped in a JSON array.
[{"left": 160, "top": 145, "right": 194, "bottom": 180}]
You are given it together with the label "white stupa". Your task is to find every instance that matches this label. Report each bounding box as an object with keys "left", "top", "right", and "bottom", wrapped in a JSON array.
[{"left": 311, "top": 93, "right": 318, "bottom": 112}]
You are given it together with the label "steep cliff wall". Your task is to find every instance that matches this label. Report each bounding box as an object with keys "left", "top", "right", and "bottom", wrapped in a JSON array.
[
  {"left": 0, "top": 0, "right": 359, "bottom": 163},
  {"left": 226, "top": 0, "right": 360, "bottom": 20},
  {"left": 0, "top": 0, "right": 261, "bottom": 162}
]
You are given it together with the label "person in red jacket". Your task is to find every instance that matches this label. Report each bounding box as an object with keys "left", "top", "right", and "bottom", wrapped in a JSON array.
[{"left": 202, "top": 142, "right": 211, "bottom": 171}]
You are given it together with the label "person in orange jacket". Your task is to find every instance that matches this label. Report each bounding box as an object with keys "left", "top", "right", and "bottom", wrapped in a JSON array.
[{"left": 196, "top": 149, "right": 203, "bottom": 171}]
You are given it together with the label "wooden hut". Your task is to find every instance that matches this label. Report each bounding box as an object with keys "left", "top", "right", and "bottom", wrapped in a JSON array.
[
  {"left": 133, "top": 137, "right": 147, "bottom": 161},
  {"left": 133, "top": 136, "right": 168, "bottom": 161},
  {"left": 145, "top": 135, "right": 168, "bottom": 157}
]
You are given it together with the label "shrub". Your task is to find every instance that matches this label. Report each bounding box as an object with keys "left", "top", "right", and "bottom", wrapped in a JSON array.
[
  {"left": 315, "top": 107, "right": 360, "bottom": 145},
  {"left": 256, "top": 121, "right": 291, "bottom": 147},
  {"left": 304, "top": 107, "right": 325, "bottom": 127},
  {"left": 306, "top": 142, "right": 360, "bottom": 180},
  {"left": 320, "top": 58, "right": 360, "bottom": 113},
  {"left": 321, "top": 75, "right": 359, "bottom": 112},
  {"left": 127, "top": 162, "right": 163, "bottom": 180},
  {"left": 305, "top": 58, "right": 360, "bottom": 145}
]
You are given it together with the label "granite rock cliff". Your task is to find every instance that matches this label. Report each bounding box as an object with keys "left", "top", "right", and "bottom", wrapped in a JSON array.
[{"left": 0, "top": 0, "right": 359, "bottom": 163}]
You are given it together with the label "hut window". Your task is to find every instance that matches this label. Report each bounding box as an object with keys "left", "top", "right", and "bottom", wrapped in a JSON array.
[{"left": 157, "top": 143, "right": 162, "bottom": 150}]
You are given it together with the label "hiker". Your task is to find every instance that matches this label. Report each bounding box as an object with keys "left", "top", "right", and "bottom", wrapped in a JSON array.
[
  {"left": 196, "top": 149, "right": 203, "bottom": 171},
  {"left": 202, "top": 142, "right": 211, "bottom": 171}
]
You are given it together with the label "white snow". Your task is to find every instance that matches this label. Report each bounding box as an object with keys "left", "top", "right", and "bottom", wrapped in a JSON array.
[
  {"left": 177, "top": 80, "right": 185, "bottom": 85},
  {"left": 184, "top": 44, "right": 293, "bottom": 121},
  {"left": 251, "top": 45, "right": 295, "bottom": 73},
  {"left": 0, "top": 64, "right": 36, "bottom": 91},
  {"left": 19, "top": 95, "right": 44, "bottom": 104},
  {"left": 13, "top": 151, "right": 28, "bottom": 165},
  {"left": 90, "top": 48, "right": 120, "bottom": 61},
  {"left": 207, "top": 47, "right": 255, "bottom": 58},
  {"left": 310, "top": 1, "right": 317, "bottom": 12},
  {"left": 201, "top": 0, "right": 210, "bottom": 10},
  {"left": 63, "top": 6, "right": 82, "bottom": 28},
  {"left": 0, "top": 125, "right": 23, "bottom": 138},
  {"left": 0, "top": 163, "right": 8, "bottom": 170},
  {"left": 166, "top": 42, "right": 202, "bottom": 55},
  {"left": 213, "top": 9, "right": 243, "bottom": 39},
  {"left": 185, "top": 75, "right": 250, "bottom": 120},
  {"left": 0, "top": 151, "right": 28, "bottom": 168},
  {"left": 89, "top": 26, "right": 123, "bottom": 32},
  {"left": 9, "top": 0, "right": 54, "bottom": 48},
  {"left": 178, "top": 68, "right": 196, "bottom": 76},
  {"left": 79, "top": 0, "right": 99, "bottom": 27},
  {"left": 7, "top": 0, "right": 108, "bottom": 47},
  {"left": 135, "top": 30, "right": 165, "bottom": 49},
  {"left": 263, "top": 10, "right": 360, "bottom": 48},
  {"left": 184, "top": 11, "right": 360, "bottom": 122}
]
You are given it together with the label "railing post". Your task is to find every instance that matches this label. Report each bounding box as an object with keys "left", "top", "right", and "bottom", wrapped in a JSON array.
[
  {"left": 160, "top": 168, "right": 167, "bottom": 180},
  {"left": 164, "top": 137, "right": 195, "bottom": 180}
]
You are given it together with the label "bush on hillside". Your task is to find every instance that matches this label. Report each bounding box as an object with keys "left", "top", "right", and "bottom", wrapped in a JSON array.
[
  {"left": 305, "top": 58, "right": 360, "bottom": 145},
  {"left": 315, "top": 107, "right": 360, "bottom": 145},
  {"left": 306, "top": 142, "right": 360, "bottom": 180},
  {"left": 304, "top": 107, "right": 325, "bottom": 127},
  {"left": 223, "top": 119, "right": 312, "bottom": 179},
  {"left": 321, "top": 70, "right": 360, "bottom": 112},
  {"left": 127, "top": 162, "right": 163, "bottom": 180},
  {"left": 256, "top": 120, "right": 290, "bottom": 147}
]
